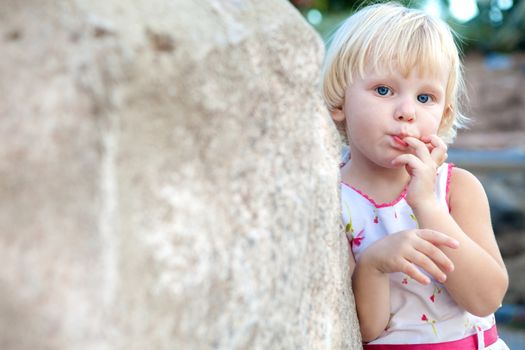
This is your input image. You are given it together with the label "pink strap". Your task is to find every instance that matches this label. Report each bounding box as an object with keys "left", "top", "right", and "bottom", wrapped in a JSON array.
[
  {"left": 363, "top": 325, "right": 498, "bottom": 350},
  {"left": 445, "top": 162, "right": 454, "bottom": 211}
]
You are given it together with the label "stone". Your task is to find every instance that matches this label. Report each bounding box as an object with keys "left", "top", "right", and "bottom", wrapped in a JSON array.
[{"left": 0, "top": 0, "right": 361, "bottom": 349}]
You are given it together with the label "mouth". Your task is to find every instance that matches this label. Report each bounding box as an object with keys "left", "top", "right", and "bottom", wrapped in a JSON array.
[{"left": 392, "top": 135, "right": 409, "bottom": 147}]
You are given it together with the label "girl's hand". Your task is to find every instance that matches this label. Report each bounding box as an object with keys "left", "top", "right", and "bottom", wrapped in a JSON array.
[
  {"left": 360, "top": 229, "right": 459, "bottom": 284},
  {"left": 422, "top": 134, "right": 448, "bottom": 165},
  {"left": 391, "top": 135, "right": 448, "bottom": 209}
]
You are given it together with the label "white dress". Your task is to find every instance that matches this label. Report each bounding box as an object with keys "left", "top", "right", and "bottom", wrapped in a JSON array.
[{"left": 341, "top": 162, "right": 509, "bottom": 349}]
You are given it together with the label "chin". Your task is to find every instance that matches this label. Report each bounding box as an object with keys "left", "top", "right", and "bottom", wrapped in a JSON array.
[{"left": 383, "top": 158, "right": 404, "bottom": 169}]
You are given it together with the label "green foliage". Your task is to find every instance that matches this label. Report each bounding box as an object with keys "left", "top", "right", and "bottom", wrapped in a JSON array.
[
  {"left": 454, "top": 0, "right": 525, "bottom": 52},
  {"left": 291, "top": 0, "right": 525, "bottom": 52}
]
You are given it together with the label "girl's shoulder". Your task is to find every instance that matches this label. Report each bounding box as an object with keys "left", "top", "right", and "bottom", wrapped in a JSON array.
[
  {"left": 449, "top": 166, "right": 484, "bottom": 191},
  {"left": 448, "top": 166, "right": 489, "bottom": 209}
]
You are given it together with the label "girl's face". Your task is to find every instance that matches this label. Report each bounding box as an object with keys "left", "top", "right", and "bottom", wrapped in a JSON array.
[{"left": 332, "top": 66, "right": 450, "bottom": 169}]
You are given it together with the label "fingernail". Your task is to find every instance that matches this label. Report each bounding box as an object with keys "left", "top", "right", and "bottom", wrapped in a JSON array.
[{"left": 440, "top": 274, "right": 447, "bottom": 282}]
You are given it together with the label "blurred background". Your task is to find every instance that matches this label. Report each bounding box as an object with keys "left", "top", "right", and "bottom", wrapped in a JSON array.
[{"left": 291, "top": 0, "right": 525, "bottom": 346}]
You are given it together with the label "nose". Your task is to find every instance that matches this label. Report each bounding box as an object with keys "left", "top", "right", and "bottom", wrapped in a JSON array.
[{"left": 394, "top": 98, "right": 416, "bottom": 122}]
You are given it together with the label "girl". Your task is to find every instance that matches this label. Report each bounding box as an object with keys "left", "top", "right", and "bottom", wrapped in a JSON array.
[{"left": 322, "top": 3, "right": 509, "bottom": 349}]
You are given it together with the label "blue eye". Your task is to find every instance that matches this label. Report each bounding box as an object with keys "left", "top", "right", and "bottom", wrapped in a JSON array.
[
  {"left": 417, "top": 94, "right": 430, "bottom": 103},
  {"left": 376, "top": 86, "right": 390, "bottom": 96}
]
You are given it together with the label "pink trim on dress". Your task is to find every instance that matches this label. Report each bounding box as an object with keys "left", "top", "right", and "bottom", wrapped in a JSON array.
[
  {"left": 341, "top": 182, "right": 408, "bottom": 208},
  {"left": 363, "top": 324, "right": 498, "bottom": 350},
  {"left": 446, "top": 163, "right": 455, "bottom": 212}
]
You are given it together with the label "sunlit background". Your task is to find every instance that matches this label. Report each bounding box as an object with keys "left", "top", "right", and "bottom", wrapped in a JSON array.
[
  {"left": 291, "top": 0, "right": 525, "bottom": 347},
  {"left": 293, "top": 0, "right": 524, "bottom": 53}
]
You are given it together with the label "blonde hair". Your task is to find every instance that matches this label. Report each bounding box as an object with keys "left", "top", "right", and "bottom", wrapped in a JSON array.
[{"left": 322, "top": 2, "right": 468, "bottom": 144}]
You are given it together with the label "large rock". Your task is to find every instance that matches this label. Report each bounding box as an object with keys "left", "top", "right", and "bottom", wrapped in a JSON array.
[{"left": 0, "top": 0, "right": 361, "bottom": 349}]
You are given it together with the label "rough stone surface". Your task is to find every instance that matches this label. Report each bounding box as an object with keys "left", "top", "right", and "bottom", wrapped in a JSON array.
[{"left": 0, "top": 0, "right": 361, "bottom": 349}]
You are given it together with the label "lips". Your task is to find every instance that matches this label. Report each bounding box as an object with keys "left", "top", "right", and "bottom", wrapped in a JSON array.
[{"left": 393, "top": 135, "right": 409, "bottom": 147}]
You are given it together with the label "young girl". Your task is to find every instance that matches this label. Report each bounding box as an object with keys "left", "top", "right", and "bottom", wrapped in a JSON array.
[{"left": 322, "top": 3, "right": 509, "bottom": 349}]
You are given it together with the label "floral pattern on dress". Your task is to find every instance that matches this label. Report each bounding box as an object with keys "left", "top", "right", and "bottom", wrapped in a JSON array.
[
  {"left": 352, "top": 228, "right": 365, "bottom": 247},
  {"left": 343, "top": 201, "right": 365, "bottom": 248},
  {"left": 343, "top": 201, "right": 354, "bottom": 235},
  {"left": 373, "top": 208, "right": 379, "bottom": 224},
  {"left": 401, "top": 274, "right": 412, "bottom": 285},
  {"left": 421, "top": 314, "right": 438, "bottom": 336},
  {"left": 430, "top": 285, "right": 442, "bottom": 303}
]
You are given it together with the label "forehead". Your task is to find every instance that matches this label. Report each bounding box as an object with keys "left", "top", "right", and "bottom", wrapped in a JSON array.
[
  {"left": 363, "top": 60, "right": 451, "bottom": 84},
  {"left": 362, "top": 39, "right": 451, "bottom": 73}
]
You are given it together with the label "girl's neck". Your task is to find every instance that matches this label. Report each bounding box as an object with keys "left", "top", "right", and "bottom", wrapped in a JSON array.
[{"left": 342, "top": 156, "right": 410, "bottom": 204}]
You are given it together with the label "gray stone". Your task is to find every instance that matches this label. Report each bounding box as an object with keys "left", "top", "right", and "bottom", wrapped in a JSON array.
[{"left": 0, "top": 0, "right": 361, "bottom": 349}]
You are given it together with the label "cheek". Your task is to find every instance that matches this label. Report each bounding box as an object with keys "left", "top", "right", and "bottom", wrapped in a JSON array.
[
  {"left": 346, "top": 113, "right": 377, "bottom": 137},
  {"left": 421, "top": 115, "right": 443, "bottom": 135},
  {"left": 430, "top": 120, "right": 441, "bottom": 133}
]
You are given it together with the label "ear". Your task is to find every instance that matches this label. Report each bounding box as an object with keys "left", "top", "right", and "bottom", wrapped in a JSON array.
[
  {"left": 331, "top": 108, "right": 345, "bottom": 122},
  {"left": 440, "top": 105, "right": 453, "bottom": 129}
]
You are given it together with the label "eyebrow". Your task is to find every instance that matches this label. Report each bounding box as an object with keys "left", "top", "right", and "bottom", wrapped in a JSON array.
[{"left": 420, "top": 83, "right": 444, "bottom": 96}]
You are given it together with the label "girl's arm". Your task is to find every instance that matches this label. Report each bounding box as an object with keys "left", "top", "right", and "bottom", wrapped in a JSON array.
[
  {"left": 352, "top": 251, "right": 390, "bottom": 342},
  {"left": 345, "top": 244, "right": 390, "bottom": 342},
  {"left": 412, "top": 167, "right": 508, "bottom": 316},
  {"left": 349, "top": 241, "right": 390, "bottom": 342}
]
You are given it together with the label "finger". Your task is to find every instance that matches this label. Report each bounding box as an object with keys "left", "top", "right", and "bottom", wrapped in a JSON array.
[
  {"left": 422, "top": 134, "right": 447, "bottom": 150},
  {"left": 416, "top": 229, "right": 460, "bottom": 249},
  {"left": 403, "top": 137, "right": 433, "bottom": 163},
  {"left": 424, "top": 135, "right": 448, "bottom": 166},
  {"left": 408, "top": 250, "right": 448, "bottom": 283},
  {"left": 401, "top": 260, "right": 431, "bottom": 285},
  {"left": 415, "top": 239, "right": 455, "bottom": 273},
  {"left": 391, "top": 153, "right": 423, "bottom": 173}
]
